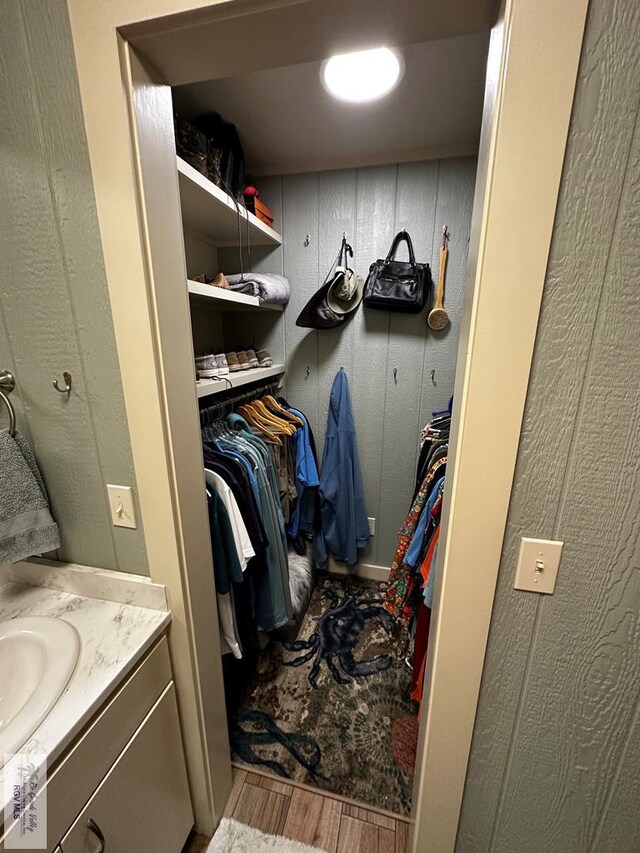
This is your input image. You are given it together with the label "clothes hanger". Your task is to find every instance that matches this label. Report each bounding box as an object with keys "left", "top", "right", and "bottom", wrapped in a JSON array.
[
  {"left": 253, "top": 398, "right": 295, "bottom": 434},
  {"left": 263, "top": 394, "right": 304, "bottom": 426},
  {"left": 237, "top": 402, "right": 283, "bottom": 445}
]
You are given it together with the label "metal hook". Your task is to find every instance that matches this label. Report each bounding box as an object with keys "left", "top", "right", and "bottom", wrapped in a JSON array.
[
  {"left": 304, "top": 234, "right": 311, "bottom": 247},
  {"left": 442, "top": 226, "right": 450, "bottom": 248},
  {"left": 393, "top": 368, "right": 398, "bottom": 384},
  {"left": 305, "top": 366, "right": 311, "bottom": 379},
  {"left": 53, "top": 371, "right": 72, "bottom": 394},
  {"left": 431, "top": 369, "right": 436, "bottom": 386}
]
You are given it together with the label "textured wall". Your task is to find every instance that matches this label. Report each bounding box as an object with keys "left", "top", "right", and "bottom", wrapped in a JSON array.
[
  {"left": 222, "top": 157, "right": 476, "bottom": 566},
  {"left": 0, "top": 0, "right": 148, "bottom": 574},
  {"left": 456, "top": 0, "right": 640, "bottom": 850}
]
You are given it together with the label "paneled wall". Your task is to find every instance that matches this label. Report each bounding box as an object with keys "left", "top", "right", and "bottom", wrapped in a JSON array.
[
  {"left": 457, "top": 0, "right": 640, "bottom": 850},
  {"left": 222, "top": 157, "right": 476, "bottom": 566},
  {"left": 0, "top": 0, "right": 147, "bottom": 574}
]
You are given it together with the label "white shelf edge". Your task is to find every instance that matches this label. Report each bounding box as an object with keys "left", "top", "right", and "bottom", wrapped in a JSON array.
[
  {"left": 196, "top": 364, "right": 286, "bottom": 399},
  {"left": 187, "top": 280, "right": 283, "bottom": 312},
  {"left": 176, "top": 156, "right": 282, "bottom": 247}
]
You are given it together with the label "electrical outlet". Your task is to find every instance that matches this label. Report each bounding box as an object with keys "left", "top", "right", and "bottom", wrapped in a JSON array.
[
  {"left": 368, "top": 517, "right": 376, "bottom": 536},
  {"left": 107, "top": 484, "right": 137, "bottom": 529}
]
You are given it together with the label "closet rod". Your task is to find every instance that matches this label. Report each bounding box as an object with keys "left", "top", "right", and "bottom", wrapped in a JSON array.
[{"left": 199, "top": 378, "right": 282, "bottom": 422}]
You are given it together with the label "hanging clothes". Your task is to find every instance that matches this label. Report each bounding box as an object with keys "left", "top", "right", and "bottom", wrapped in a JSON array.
[
  {"left": 314, "top": 368, "right": 369, "bottom": 572},
  {"left": 384, "top": 412, "right": 450, "bottom": 707},
  {"left": 384, "top": 453, "right": 446, "bottom": 619},
  {"left": 202, "top": 391, "right": 322, "bottom": 656}
]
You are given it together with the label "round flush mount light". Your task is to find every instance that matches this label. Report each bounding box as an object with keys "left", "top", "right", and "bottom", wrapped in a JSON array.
[{"left": 321, "top": 47, "right": 404, "bottom": 103}]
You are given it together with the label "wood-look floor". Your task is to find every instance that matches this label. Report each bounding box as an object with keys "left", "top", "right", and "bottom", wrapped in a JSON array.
[{"left": 184, "top": 767, "right": 410, "bottom": 853}]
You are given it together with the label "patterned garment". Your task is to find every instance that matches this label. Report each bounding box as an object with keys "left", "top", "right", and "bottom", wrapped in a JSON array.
[{"left": 384, "top": 456, "right": 447, "bottom": 619}]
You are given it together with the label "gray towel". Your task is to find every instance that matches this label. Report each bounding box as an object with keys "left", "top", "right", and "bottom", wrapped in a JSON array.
[
  {"left": 0, "top": 429, "right": 60, "bottom": 564},
  {"left": 226, "top": 273, "right": 291, "bottom": 304}
]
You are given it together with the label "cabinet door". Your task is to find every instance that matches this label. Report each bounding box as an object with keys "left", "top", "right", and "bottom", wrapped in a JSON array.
[{"left": 60, "top": 683, "right": 192, "bottom": 853}]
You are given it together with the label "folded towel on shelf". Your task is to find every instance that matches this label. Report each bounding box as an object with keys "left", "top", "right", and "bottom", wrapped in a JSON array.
[
  {"left": 0, "top": 430, "right": 60, "bottom": 564},
  {"left": 226, "top": 273, "right": 290, "bottom": 305}
]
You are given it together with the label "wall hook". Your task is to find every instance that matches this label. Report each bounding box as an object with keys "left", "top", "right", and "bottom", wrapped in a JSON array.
[
  {"left": 305, "top": 365, "right": 311, "bottom": 379},
  {"left": 304, "top": 234, "right": 311, "bottom": 247},
  {"left": 431, "top": 369, "right": 436, "bottom": 386},
  {"left": 53, "top": 371, "right": 72, "bottom": 394},
  {"left": 393, "top": 368, "right": 398, "bottom": 384}
]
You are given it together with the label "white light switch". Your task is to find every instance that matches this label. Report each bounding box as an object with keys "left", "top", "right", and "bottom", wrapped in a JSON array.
[
  {"left": 514, "top": 537, "right": 563, "bottom": 594},
  {"left": 107, "top": 485, "right": 137, "bottom": 529},
  {"left": 368, "top": 517, "right": 376, "bottom": 536}
]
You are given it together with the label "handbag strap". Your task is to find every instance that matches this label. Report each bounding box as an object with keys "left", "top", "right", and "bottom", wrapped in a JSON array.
[{"left": 385, "top": 230, "right": 416, "bottom": 266}]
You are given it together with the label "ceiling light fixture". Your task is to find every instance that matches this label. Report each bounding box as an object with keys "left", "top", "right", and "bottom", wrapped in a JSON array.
[{"left": 321, "top": 47, "right": 404, "bottom": 103}]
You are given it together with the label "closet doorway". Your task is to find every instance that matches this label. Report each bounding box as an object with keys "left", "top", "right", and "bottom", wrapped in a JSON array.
[
  {"left": 168, "top": 42, "right": 481, "bottom": 821},
  {"left": 67, "top": 0, "right": 588, "bottom": 849}
]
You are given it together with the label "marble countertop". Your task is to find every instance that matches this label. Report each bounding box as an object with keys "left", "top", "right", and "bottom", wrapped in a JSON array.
[{"left": 0, "top": 577, "right": 170, "bottom": 822}]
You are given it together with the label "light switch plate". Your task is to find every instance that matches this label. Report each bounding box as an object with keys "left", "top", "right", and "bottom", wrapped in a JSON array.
[
  {"left": 107, "top": 484, "right": 137, "bottom": 529},
  {"left": 368, "top": 517, "right": 376, "bottom": 536},
  {"left": 514, "top": 537, "right": 563, "bottom": 594}
]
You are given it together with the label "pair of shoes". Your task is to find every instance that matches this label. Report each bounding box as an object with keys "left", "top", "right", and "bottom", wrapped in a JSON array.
[
  {"left": 226, "top": 349, "right": 261, "bottom": 371},
  {"left": 192, "top": 272, "right": 230, "bottom": 289},
  {"left": 195, "top": 353, "right": 229, "bottom": 378}
]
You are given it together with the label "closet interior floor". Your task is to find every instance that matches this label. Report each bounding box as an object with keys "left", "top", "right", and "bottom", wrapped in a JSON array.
[{"left": 230, "top": 575, "right": 417, "bottom": 816}]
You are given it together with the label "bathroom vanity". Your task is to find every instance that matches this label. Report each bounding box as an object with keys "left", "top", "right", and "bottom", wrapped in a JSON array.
[{"left": 0, "top": 562, "right": 193, "bottom": 853}]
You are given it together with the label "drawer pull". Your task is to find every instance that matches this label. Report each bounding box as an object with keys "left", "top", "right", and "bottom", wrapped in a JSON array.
[{"left": 87, "top": 818, "right": 106, "bottom": 852}]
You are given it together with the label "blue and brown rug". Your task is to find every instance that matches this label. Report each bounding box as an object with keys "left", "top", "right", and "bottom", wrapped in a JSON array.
[{"left": 230, "top": 576, "right": 418, "bottom": 815}]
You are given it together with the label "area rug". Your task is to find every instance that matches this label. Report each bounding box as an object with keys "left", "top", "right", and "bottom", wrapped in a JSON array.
[
  {"left": 208, "top": 818, "right": 325, "bottom": 853},
  {"left": 230, "top": 575, "right": 416, "bottom": 815}
]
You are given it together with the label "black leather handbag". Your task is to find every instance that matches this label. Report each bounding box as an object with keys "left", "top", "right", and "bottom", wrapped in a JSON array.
[{"left": 363, "top": 230, "right": 432, "bottom": 313}]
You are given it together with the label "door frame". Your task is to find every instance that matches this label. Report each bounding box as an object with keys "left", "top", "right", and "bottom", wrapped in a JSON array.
[{"left": 65, "top": 0, "right": 589, "bottom": 847}]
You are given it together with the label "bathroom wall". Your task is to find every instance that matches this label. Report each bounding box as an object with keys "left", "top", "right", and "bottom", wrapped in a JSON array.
[
  {"left": 0, "top": 0, "right": 148, "bottom": 574},
  {"left": 457, "top": 0, "right": 640, "bottom": 850},
  {"left": 221, "top": 157, "right": 476, "bottom": 566}
]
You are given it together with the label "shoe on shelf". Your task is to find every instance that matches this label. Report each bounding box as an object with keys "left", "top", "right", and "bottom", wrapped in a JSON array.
[
  {"left": 212, "top": 272, "right": 230, "bottom": 289},
  {"left": 237, "top": 351, "right": 251, "bottom": 370},
  {"left": 245, "top": 349, "right": 260, "bottom": 369},
  {"left": 195, "top": 354, "right": 219, "bottom": 379},
  {"left": 216, "top": 353, "right": 230, "bottom": 375},
  {"left": 226, "top": 351, "right": 241, "bottom": 372},
  {"left": 256, "top": 349, "right": 273, "bottom": 367}
]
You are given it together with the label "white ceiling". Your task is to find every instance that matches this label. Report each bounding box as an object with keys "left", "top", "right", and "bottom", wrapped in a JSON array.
[{"left": 173, "top": 32, "right": 489, "bottom": 176}]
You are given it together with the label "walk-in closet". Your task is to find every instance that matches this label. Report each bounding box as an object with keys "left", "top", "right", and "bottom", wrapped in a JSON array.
[{"left": 163, "top": 30, "right": 487, "bottom": 821}]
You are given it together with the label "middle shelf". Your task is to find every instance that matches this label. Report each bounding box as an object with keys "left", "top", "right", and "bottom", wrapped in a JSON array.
[
  {"left": 187, "top": 279, "right": 284, "bottom": 312},
  {"left": 196, "top": 364, "right": 286, "bottom": 399}
]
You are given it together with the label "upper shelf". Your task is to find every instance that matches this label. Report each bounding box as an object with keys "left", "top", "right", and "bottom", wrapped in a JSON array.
[
  {"left": 187, "top": 279, "right": 283, "bottom": 312},
  {"left": 177, "top": 156, "right": 282, "bottom": 248}
]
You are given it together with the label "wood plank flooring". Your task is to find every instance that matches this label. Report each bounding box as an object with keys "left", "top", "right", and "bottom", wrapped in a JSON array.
[{"left": 184, "top": 768, "right": 411, "bottom": 853}]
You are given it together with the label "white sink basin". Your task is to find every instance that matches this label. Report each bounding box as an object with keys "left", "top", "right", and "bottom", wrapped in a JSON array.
[{"left": 0, "top": 616, "right": 80, "bottom": 769}]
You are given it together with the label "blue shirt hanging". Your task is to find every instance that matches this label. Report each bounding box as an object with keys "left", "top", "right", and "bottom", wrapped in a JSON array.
[{"left": 314, "top": 369, "right": 369, "bottom": 571}]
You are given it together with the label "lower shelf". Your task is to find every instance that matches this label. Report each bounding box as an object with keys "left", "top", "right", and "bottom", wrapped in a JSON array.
[{"left": 196, "top": 364, "right": 285, "bottom": 399}]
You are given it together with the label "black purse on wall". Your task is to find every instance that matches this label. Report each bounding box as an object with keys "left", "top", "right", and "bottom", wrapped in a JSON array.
[{"left": 363, "top": 230, "right": 432, "bottom": 313}]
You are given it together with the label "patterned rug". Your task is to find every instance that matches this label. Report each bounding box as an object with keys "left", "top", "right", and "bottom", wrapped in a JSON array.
[{"left": 230, "top": 575, "right": 417, "bottom": 815}]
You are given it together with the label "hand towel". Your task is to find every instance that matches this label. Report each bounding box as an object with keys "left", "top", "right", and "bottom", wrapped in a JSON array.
[{"left": 0, "top": 429, "right": 60, "bottom": 564}]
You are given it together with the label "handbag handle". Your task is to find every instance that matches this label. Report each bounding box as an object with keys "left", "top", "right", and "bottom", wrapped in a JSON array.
[{"left": 385, "top": 230, "right": 416, "bottom": 266}]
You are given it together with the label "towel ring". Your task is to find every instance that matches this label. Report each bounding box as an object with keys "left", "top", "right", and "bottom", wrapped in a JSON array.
[{"left": 0, "top": 370, "right": 16, "bottom": 437}]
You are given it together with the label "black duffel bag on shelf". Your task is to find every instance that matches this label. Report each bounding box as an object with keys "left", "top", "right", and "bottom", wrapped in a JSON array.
[{"left": 363, "top": 230, "right": 432, "bottom": 313}]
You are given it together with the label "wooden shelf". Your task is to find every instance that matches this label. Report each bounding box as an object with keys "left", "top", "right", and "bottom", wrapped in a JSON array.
[
  {"left": 196, "top": 364, "right": 285, "bottom": 399},
  {"left": 177, "top": 156, "right": 282, "bottom": 247},
  {"left": 187, "top": 279, "right": 283, "bottom": 312}
]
